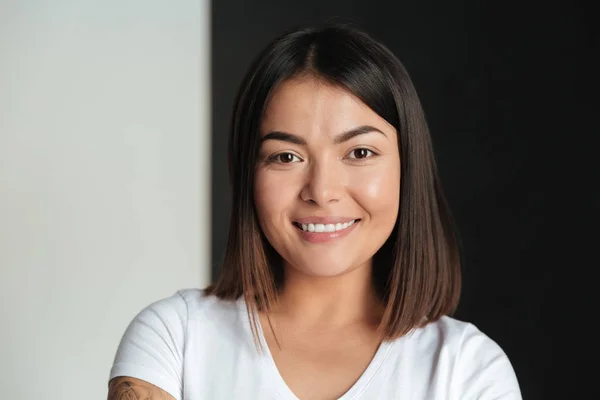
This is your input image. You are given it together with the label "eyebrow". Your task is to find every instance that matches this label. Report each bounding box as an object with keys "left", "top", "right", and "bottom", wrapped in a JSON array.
[{"left": 261, "top": 125, "right": 386, "bottom": 145}]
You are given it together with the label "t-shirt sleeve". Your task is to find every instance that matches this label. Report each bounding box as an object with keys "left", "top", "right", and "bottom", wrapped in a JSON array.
[
  {"left": 108, "top": 290, "right": 188, "bottom": 400},
  {"left": 453, "top": 323, "right": 522, "bottom": 400}
]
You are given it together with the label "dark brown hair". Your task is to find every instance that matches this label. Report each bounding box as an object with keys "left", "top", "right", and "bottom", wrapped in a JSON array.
[{"left": 206, "top": 21, "right": 461, "bottom": 342}]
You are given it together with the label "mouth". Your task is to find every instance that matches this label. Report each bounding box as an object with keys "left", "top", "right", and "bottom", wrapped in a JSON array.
[{"left": 292, "top": 219, "right": 361, "bottom": 233}]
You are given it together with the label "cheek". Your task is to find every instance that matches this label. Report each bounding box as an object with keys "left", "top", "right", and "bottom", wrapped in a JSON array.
[
  {"left": 351, "top": 164, "right": 401, "bottom": 216},
  {"left": 254, "top": 170, "right": 298, "bottom": 226}
]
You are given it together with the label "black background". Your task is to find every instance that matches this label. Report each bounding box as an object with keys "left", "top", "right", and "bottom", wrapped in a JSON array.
[{"left": 211, "top": 1, "right": 596, "bottom": 398}]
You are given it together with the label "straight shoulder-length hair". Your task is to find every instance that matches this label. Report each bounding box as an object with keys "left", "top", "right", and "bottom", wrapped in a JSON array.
[{"left": 206, "top": 21, "right": 461, "bottom": 342}]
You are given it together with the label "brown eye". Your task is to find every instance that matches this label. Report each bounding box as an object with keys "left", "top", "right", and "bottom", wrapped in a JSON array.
[
  {"left": 348, "top": 148, "right": 373, "bottom": 159},
  {"left": 273, "top": 153, "right": 300, "bottom": 163}
]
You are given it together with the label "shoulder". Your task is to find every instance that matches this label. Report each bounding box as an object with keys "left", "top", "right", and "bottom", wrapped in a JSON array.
[
  {"left": 443, "top": 317, "right": 521, "bottom": 398},
  {"left": 394, "top": 315, "right": 479, "bottom": 352},
  {"left": 109, "top": 289, "right": 244, "bottom": 399},
  {"left": 121, "top": 288, "right": 245, "bottom": 337},
  {"left": 175, "top": 288, "right": 242, "bottom": 323},
  {"left": 388, "top": 316, "right": 522, "bottom": 399},
  {"left": 423, "top": 316, "right": 515, "bottom": 373},
  {"left": 413, "top": 315, "right": 498, "bottom": 349},
  {"left": 140, "top": 288, "right": 239, "bottom": 318},
  {"left": 400, "top": 315, "right": 509, "bottom": 356},
  {"left": 132, "top": 288, "right": 247, "bottom": 346}
]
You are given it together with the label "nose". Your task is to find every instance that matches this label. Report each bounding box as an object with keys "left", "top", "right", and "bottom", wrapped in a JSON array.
[{"left": 300, "top": 158, "right": 344, "bottom": 206}]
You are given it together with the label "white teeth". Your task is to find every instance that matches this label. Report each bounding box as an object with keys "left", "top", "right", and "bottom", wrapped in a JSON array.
[{"left": 298, "top": 220, "right": 357, "bottom": 232}]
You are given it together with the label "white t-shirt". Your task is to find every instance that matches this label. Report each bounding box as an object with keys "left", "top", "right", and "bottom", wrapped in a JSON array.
[{"left": 109, "top": 289, "right": 522, "bottom": 399}]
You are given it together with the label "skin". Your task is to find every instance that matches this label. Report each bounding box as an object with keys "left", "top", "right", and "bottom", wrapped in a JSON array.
[
  {"left": 255, "top": 76, "right": 401, "bottom": 399},
  {"left": 107, "top": 377, "right": 175, "bottom": 400}
]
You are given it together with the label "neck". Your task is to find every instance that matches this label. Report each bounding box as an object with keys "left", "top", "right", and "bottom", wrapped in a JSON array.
[{"left": 272, "top": 260, "right": 383, "bottom": 328}]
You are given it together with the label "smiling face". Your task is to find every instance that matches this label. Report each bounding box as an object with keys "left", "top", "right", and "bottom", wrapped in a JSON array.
[{"left": 254, "top": 76, "right": 401, "bottom": 278}]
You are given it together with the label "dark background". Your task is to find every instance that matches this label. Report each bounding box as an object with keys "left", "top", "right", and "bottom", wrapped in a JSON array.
[{"left": 211, "top": 1, "right": 596, "bottom": 398}]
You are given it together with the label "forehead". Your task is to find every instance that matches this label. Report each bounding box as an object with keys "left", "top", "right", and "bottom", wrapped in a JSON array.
[{"left": 260, "top": 77, "right": 393, "bottom": 136}]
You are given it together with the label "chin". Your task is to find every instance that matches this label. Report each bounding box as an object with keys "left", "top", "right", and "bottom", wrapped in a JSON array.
[{"left": 291, "top": 259, "right": 363, "bottom": 278}]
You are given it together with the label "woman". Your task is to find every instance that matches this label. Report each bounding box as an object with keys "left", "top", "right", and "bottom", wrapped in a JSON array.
[{"left": 108, "top": 22, "right": 522, "bottom": 400}]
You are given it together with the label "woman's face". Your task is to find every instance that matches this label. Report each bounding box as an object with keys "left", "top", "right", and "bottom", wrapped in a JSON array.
[{"left": 254, "top": 77, "right": 401, "bottom": 277}]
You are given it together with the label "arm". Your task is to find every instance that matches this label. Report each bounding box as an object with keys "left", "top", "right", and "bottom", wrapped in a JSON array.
[
  {"left": 108, "top": 376, "right": 176, "bottom": 400},
  {"left": 108, "top": 291, "right": 188, "bottom": 400}
]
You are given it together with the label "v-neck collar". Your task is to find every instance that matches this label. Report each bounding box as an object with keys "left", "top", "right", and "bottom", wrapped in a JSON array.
[{"left": 238, "top": 297, "right": 394, "bottom": 400}]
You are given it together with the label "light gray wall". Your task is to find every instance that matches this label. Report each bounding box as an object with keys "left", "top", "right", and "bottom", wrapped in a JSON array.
[{"left": 0, "top": 1, "right": 211, "bottom": 398}]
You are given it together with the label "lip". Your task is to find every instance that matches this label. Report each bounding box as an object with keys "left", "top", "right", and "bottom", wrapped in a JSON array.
[{"left": 292, "top": 218, "right": 360, "bottom": 243}]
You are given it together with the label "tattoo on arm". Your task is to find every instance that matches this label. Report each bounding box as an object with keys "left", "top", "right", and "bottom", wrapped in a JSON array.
[{"left": 108, "top": 377, "right": 173, "bottom": 400}]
